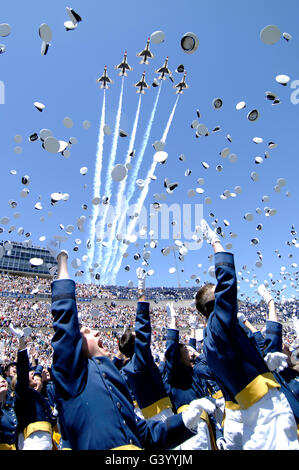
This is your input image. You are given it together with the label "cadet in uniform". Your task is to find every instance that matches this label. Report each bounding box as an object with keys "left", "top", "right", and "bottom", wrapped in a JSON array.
[
  {"left": 195, "top": 219, "right": 299, "bottom": 450},
  {"left": 50, "top": 250, "right": 211, "bottom": 450}
]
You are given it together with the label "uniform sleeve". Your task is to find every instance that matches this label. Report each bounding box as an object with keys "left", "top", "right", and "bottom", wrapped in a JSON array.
[
  {"left": 264, "top": 320, "right": 283, "bottom": 355},
  {"left": 136, "top": 412, "right": 193, "bottom": 449},
  {"left": 133, "top": 302, "right": 152, "bottom": 370},
  {"left": 164, "top": 329, "right": 186, "bottom": 385},
  {"left": 211, "top": 252, "right": 238, "bottom": 331},
  {"left": 16, "top": 349, "right": 29, "bottom": 392},
  {"left": 51, "top": 279, "right": 87, "bottom": 399}
]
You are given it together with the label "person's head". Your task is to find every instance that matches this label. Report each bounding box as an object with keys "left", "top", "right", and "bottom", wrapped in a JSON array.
[
  {"left": 118, "top": 328, "right": 136, "bottom": 359},
  {"left": 283, "top": 343, "right": 299, "bottom": 369},
  {"left": 195, "top": 283, "right": 216, "bottom": 319},
  {"left": 28, "top": 370, "right": 39, "bottom": 390},
  {"left": 0, "top": 375, "right": 8, "bottom": 398},
  {"left": 33, "top": 373, "right": 43, "bottom": 392},
  {"left": 4, "top": 363, "right": 16, "bottom": 378},
  {"left": 179, "top": 344, "right": 193, "bottom": 368},
  {"left": 80, "top": 327, "right": 110, "bottom": 359}
]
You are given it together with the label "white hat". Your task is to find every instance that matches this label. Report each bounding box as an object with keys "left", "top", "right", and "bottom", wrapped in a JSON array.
[
  {"left": 180, "top": 32, "right": 199, "bottom": 53},
  {"left": 260, "top": 25, "right": 281, "bottom": 45},
  {"left": 276, "top": 74, "right": 290, "bottom": 86},
  {"left": 212, "top": 98, "right": 223, "bottom": 109},
  {"left": 150, "top": 31, "right": 165, "bottom": 44},
  {"left": 0, "top": 23, "right": 11, "bottom": 37},
  {"left": 247, "top": 109, "right": 260, "bottom": 122}
]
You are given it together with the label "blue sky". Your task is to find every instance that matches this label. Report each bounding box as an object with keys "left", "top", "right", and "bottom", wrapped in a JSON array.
[{"left": 0, "top": 0, "right": 298, "bottom": 301}]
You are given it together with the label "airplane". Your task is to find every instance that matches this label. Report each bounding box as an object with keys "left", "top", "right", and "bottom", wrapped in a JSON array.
[
  {"left": 134, "top": 71, "right": 150, "bottom": 94},
  {"left": 155, "top": 57, "right": 172, "bottom": 80},
  {"left": 137, "top": 38, "right": 154, "bottom": 65},
  {"left": 115, "top": 51, "right": 133, "bottom": 76},
  {"left": 96, "top": 66, "right": 113, "bottom": 89},
  {"left": 173, "top": 72, "right": 189, "bottom": 94}
]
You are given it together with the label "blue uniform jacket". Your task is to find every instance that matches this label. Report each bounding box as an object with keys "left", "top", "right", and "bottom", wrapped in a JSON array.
[
  {"left": 203, "top": 252, "right": 280, "bottom": 409},
  {"left": 164, "top": 328, "right": 207, "bottom": 412},
  {"left": 0, "top": 389, "right": 18, "bottom": 446},
  {"left": 14, "top": 349, "right": 56, "bottom": 440},
  {"left": 121, "top": 301, "right": 173, "bottom": 418},
  {"left": 264, "top": 320, "right": 299, "bottom": 423},
  {"left": 51, "top": 279, "right": 193, "bottom": 450}
]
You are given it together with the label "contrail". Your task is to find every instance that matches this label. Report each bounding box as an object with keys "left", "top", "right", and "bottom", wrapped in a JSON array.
[
  {"left": 104, "top": 85, "right": 162, "bottom": 283},
  {"left": 94, "top": 77, "right": 125, "bottom": 271},
  {"left": 85, "top": 90, "right": 106, "bottom": 284},
  {"left": 110, "top": 95, "right": 180, "bottom": 284},
  {"left": 101, "top": 94, "right": 142, "bottom": 281}
]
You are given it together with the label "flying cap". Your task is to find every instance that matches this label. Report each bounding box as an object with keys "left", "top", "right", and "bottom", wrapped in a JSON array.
[
  {"left": 282, "top": 32, "right": 292, "bottom": 41},
  {"left": 30, "top": 257, "right": 44, "bottom": 266},
  {"left": 247, "top": 109, "right": 260, "bottom": 122},
  {"left": 103, "top": 124, "right": 111, "bottom": 135},
  {"left": 176, "top": 64, "right": 185, "bottom": 73},
  {"left": 150, "top": 31, "right": 165, "bottom": 44},
  {"left": 119, "top": 129, "right": 128, "bottom": 137},
  {"left": 154, "top": 151, "right": 168, "bottom": 163},
  {"left": 0, "top": 24, "right": 11, "bottom": 37},
  {"left": 41, "top": 41, "right": 49, "bottom": 56},
  {"left": 43, "top": 136, "right": 60, "bottom": 153},
  {"left": 66, "top": 7, "right": 82, "bottom": 25},
  {"left": 260, "top": 25, "right": 281, "bottom": 45},
  {"left": 212, "top": 98, "right": 223, "bottom": 110},
  {"left": 34, "top": 102, "right": 45, "bottom": 112},
  {"left": 253, "top": 137, "right": 263, "bottom": 144},
  {"left": 236, "top": 101, "right": 246, "bottom": 110},
  {"left": 64, "top": 21, "right": 77, "bottom": 31},
  {"left": 275, "top": 74, "right": 290, "bottom": 86},
  {"left": 111, "top": 164, "right": 127, "bottom": 182},
  {"left": 180, "top": 32, "right": 199, "bottom": 53},
  {"left": 39, "top": 24, "right": 52, "bottom": 43},
  {"left": 152, "top": 140, "right": 165, "bottom": 152},
  {"left": 80, "top": 166, "right": 88, "bottom": 175}
]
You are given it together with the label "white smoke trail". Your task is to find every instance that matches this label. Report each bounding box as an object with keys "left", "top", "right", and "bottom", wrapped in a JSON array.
[
  {"left": 103, "top": 86, "right": 162, "bottom": 283},
  {"left": 110, "top": 95, "right": 180, "bottom": 284},
  {"left": 94, "top": 77, "right": 125, "bottom": 270},
  {"left": 101, "top": 94, "right": 142, "bottom": 281},
  {"left": 85, "top": 91, "right": 106, "bottom": 284}
]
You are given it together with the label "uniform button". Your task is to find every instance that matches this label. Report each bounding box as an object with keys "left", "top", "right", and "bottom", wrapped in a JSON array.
[
  {"left": 123, "top": 420, "right": 126, "bottom": 426},
  {"left": 129, "top": 439, "right": 133, "bottom": 445},
  {"left": 102, "top": 373, "right": 107, "bottom": 379},
  {"left": 117, "top": 402, "right": 121, "bottom": 409}
]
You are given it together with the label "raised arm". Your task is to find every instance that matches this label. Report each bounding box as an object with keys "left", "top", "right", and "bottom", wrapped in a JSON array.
[
  {"left": 199, "top": 219, "right": 238, "bottom": 329},
  {"left": 9, "top": 324, "right": 29, "bottom": 391},
  {"left": 51, "top": 251, "right": 87, "bottom": 399},
  {"left": 133, "top": 267, "right": 153, "bottom": 368}
]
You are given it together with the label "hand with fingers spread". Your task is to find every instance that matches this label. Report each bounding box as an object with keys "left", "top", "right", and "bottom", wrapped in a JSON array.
[{"left": 257, "top": 284, "right": 273, "bottom": 304}]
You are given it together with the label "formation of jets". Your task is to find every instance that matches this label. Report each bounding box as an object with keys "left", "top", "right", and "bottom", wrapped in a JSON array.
[{"left": 97, "top": 40, "right": 189, "bottom": 94}]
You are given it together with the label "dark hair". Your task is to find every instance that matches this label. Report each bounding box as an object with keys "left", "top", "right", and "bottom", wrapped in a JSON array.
[
  {"left": 195, "top": 283, "right": 216, "bottom": 318},
  {"left": 119, "top": 328, "right": 135, "bottom": 359}
]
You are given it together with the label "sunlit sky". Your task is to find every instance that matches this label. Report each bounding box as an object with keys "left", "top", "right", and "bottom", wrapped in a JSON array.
[{"left": 0, "top": 0, "right": 298, "bottom": 301}]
